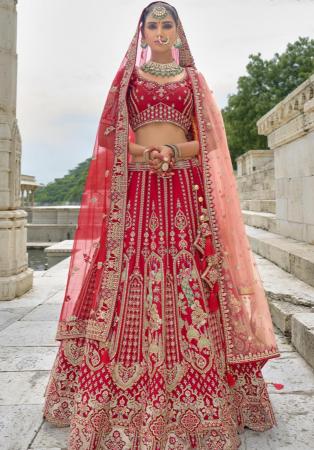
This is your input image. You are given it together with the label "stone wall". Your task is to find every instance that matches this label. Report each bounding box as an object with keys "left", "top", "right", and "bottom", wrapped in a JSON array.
[
  {"left": 236, "top": 149, "right": 276, "bottom": 215},
  {"left": 25, "top": 206, "right": 79, "bottom": 242},
  {"left": 257, "top": 74, "right": 314, "bottom": 244}
]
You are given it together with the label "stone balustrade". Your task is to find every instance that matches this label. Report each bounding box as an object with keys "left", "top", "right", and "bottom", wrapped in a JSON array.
[
  {"left": 257, "top": 74, "right": 314, "bottom": 149},
  {"left": 256, "top": 74, "right": 314, "bottom": 244}
]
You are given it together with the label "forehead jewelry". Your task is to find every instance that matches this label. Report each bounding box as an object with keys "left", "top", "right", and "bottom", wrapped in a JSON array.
[{"left": 151, "top": 5, "right": 168, "bottom": 20}]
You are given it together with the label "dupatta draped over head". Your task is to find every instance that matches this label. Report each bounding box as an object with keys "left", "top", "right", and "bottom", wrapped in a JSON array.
[{"left": 56, "top": 2, "right": 280, "bottom": 369}]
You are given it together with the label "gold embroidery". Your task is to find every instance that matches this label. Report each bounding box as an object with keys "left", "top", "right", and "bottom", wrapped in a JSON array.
[
  {"left": 104, "top": 125, "right": 115, "bottom": 135},
  {"left": 63, "top": 340, "right": 84, "bottom": 366}
]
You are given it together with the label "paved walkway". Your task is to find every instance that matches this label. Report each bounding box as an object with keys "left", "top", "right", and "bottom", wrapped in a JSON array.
[{"left": 0, "top": 257, "right": 314, "bottom": 449}]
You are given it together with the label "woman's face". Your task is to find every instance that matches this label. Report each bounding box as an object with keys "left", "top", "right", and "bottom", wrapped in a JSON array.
[{"left": 143, "top": 13, "right": 177, "bottom": 52}]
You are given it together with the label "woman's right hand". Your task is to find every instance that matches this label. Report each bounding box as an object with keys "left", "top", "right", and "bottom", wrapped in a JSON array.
[
  {"left": 143, "top": 146, "right": 161, "bottom": 170},
  {"left": 149, "top": 148, "right": 163, "bottom": 169}
]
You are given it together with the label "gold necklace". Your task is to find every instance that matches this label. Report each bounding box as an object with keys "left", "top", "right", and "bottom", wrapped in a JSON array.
[{"left": 140, "top": 59, "right": 184, "bottom": 77}]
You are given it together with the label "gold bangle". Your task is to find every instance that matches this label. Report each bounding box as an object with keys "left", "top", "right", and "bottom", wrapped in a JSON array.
[
  {"left": 143, "top": 148, "right": 153, "bottom": 162},
  {"left": 164, "top": 144, "right": 181, "bottom": 161},
  {"left": 172, "top": 144, "right": 181, "bottom": 159}
]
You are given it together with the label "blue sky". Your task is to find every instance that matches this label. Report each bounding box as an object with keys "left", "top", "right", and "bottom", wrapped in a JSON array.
[{"left": 16, "top": 0, "right": 314, "bottom": 184}]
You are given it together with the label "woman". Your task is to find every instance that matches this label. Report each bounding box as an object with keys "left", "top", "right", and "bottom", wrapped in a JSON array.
[{"left": 43, "top": 2, "right": 282, "bottom": 449}]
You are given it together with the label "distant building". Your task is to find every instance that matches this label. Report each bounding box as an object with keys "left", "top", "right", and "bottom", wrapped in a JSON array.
[{"left": 20, "top": 174, "right": 41, "bottom": 206}]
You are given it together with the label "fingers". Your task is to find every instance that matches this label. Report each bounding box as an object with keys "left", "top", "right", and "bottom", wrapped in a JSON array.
[
  {"left": 149, "top": 158, "right": 162, "bottom": 169},
  {"left": 153, "top": 152, "right": 164, "bottom": 161},
  {"left": 147, "top": 146, "right": 174, "bottom": 177}
]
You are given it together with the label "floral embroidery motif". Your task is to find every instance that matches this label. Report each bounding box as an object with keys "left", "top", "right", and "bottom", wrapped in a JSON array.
[{"left": 44, "top": 160, "right": 277, "bottom": 448}]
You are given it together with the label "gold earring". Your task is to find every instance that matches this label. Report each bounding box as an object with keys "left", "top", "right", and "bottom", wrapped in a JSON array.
[{"left": 140, "top": 39, "right": 148, "bottom": 49}]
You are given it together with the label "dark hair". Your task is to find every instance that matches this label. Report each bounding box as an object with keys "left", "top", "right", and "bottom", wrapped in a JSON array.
[{"left": 140, "top": 2, "right": 179, "bottom": 36}]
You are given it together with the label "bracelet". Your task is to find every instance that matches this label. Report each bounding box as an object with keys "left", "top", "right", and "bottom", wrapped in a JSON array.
[
  {"left": 164, "top": 144, "right": 181, "bottom": 162},
  {"left": 143, "top": 147, "right": 154, "bottom": 163}
]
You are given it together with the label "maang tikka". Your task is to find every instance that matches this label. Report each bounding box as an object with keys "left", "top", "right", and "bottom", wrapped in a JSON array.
[{"left": 151, "top": 5, "right": 168, "bottom": 20}]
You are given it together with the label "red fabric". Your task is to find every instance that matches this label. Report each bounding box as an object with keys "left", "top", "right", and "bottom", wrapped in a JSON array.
[
  {"left": 208, "top": 283, "right": 220, "bottom": 312},
  {"left": 43, "top": 160, "right": 278, "bottom": 447},
  {"left": 127, "top": 66, "right": 194, "bottom": 135},
  {"left": 267, "top": 382, "right": 284, "bottom": 390},
  {"left": 226, "top": 372, "right": 237, "bottom": 387}
]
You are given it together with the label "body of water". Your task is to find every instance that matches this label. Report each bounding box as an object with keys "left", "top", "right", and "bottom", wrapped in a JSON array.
[{"left": 27, "top": 248, "right": 48, "bottom": 271}]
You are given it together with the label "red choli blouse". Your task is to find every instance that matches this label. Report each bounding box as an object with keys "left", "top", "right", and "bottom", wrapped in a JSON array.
[{"left": 127, "top": 66, "right": 194, "bottom": 136}]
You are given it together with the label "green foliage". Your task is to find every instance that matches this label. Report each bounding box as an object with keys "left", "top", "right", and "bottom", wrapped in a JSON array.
[
  {"left": 222, "top": 36, "right": 314, "bottom": 168},
  {"left": 34, "top": 158, "right": 91, "bottom": 205}
]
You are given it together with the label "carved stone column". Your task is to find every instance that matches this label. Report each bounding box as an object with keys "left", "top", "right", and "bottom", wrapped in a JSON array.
[{"left": 0, "top": 0, "right": 33, "bottom": 300}]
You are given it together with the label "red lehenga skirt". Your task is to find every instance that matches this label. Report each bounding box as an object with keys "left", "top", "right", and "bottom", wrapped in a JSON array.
[{"left": 43, "top": 156, "right": 277, "bottom": 450}]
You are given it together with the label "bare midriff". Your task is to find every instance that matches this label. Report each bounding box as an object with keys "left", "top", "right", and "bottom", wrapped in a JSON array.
[{"left": 131, "top": 122, "right": 189, "bottom": 162}]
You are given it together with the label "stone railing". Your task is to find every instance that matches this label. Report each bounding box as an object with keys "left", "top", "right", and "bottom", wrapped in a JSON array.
[
  {"left": 257, "top": 74, "right": 314, "bottom": 149},
  {"left": 256, "top": 73, "right": 314, "bottom": 244}
]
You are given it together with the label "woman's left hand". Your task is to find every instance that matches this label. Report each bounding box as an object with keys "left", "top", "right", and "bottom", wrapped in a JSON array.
[{"left": 149, "top": 145, "right": 175, "bottom": 177}]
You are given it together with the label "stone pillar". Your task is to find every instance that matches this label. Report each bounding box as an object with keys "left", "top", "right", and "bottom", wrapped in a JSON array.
[
  {"left": 0, "top": 0, "right": 33, "bottom": 300},
  {"left": 257, "top": 74, "right": 314, "bottom": 244}
]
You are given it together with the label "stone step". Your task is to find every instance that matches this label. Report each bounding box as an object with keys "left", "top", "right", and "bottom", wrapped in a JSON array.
[
  {"left": 239, "top": 189, "right": 275, "bottom": 200},
  {"left": 44, "top": 240, "right": 73, "bottom": 269},
  {"left": 27, "top": 242, "right": 59, "bottom": 248},
  {"left": 237, "top": 175, "right": 273, "bottom": 184},
  {"left": 237, "top": 179, "right": 275, "bottom": 193},
  {"left": 237, "top": 183, "right": 275, "bottom": 195},
  {"left": 269, "top": 300, "right": 309, "bottom": 336},
  {"left": 291, "top": 314, "right": 314, "bottom": 370},
  {"left": 247, "top": 225, "right": 314, "bottom": 288},
  {"left": 242, "top": 210, "right": 277, "bottom": 233},
  {"left": 237, "top": 169, "right": 275, "bottom": 187},
  {"left": 240, "top": 199, "right": 276, "bottom": 213},
  {"left": 255, "top": 252, "right": 314, "bottom": 370}
]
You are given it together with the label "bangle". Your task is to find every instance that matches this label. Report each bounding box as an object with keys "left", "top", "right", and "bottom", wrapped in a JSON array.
[
  {"left": 143, "top": 147, "right": 153, "bottom": 162},
  {"left": 164, "top": 144, "right": 181, "bottom": 161}
]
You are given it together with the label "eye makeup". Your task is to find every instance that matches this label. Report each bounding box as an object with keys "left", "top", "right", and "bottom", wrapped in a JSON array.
[{"left": 147, "top": 23, "right": 173, "bottom": 29}]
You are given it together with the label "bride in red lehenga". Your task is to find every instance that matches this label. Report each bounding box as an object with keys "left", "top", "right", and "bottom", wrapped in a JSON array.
[{"left": 42, "top": 2, "right": 282, "bottom": 449}]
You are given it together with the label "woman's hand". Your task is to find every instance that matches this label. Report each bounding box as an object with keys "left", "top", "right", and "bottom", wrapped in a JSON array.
[
  {"left": 146, "top": 147, "right": 162, "bottom": 168},
  {"left": 148, "top": 145, "right": 175, "bottom": 177}
]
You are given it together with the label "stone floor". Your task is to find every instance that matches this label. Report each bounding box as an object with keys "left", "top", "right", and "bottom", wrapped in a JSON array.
[{"left": 0, "top": 257, "right": 314, "bottom": 450}]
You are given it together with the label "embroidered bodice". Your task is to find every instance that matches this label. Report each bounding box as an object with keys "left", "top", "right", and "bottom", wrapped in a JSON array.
[{"left": 127, "top": 66, "right": 194, "bottom": 136}]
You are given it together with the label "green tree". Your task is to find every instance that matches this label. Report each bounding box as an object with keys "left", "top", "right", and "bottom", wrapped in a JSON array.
[
  {"left": 222, "top": 36, "right": 314, "bottom": 167},
  {"left": 34, "top": 158, "right": 91, "bottom": 205}
]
